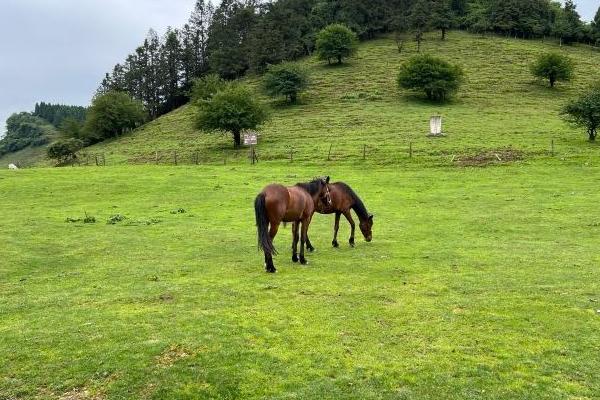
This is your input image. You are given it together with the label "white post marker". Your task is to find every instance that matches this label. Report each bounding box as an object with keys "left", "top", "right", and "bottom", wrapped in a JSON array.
[
  {"left": 428, "top": 115, "right": 444, "bottom": 137},
  {"left": 8, "top": 164, "right": 19, "bottom": 170},
  {"left": 243, "top": 131, "right": 259, "bottom": 164}
]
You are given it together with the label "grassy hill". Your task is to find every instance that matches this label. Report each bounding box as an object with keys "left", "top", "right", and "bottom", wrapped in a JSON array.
[{"left": 86, "top": 31, "right": 600, "bottom": 166}]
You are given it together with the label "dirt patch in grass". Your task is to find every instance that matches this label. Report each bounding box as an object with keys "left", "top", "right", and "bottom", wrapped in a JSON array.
[
  {"left": 456, "top": 149, "right": 524, "bottom": 167},
  {"left": 155, "top": 345, "right": 192, "bottom": 367},
  {"left": 59, "top": 388, "right": 105, "bottom": 400}
]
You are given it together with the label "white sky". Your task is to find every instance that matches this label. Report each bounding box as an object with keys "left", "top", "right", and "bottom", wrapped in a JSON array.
[{"left": 0, "top": 0, "right": 597, "bottom": 135}]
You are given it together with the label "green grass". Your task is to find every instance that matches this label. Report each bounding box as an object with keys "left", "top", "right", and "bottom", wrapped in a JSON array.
[
  {"left": 1, "top": 163, "right": 599, "bottom": 399},
  {"left": 81, "top": 31, "right": 600, "bottom": 166}
]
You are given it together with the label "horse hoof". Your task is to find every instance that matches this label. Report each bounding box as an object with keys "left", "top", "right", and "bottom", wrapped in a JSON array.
[
  {"left": 292, "top": 255, "right": 299, "bottom": 263},
  {"left": 349, "top": 241, "right": 355, "bottom": 248},
  {"left": 266, "top": 268, "right": 277, "bottom": 274},
  {"left": 300, "top": 258, "right": 308, "bottom": 265},
  {"left": 307, "top": 247, "right": 315, "bottom": 253},
  {"left": 332, "top": 241, "right": 339, "bottom": 248}
]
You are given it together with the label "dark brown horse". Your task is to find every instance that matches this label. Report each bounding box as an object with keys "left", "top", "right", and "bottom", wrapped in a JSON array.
[
  {"left": 254, "top": 177, "right": 331, "bottom": 273},
  {"left": 307, "top": 182, "right": 373, "bottom": 249}
]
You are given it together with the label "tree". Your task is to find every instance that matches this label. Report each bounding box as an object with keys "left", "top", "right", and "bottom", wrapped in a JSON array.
[
  {"left": 432, "top": 0, "right": 454, "bottom": 40},
  {"left": 562, "top": 86, "right": 600, "bottom": 141},
  {"left": 263, "top": 62, "right": 309, "bottom": 103},
  {"left": 59, "top": 118, "right": 86, "bottom": 141},
  {"left": 84, "top": 91, "right": 147, "bottom": 142},
  {"left": 531, "top": 52, "right": 574, "bottom": 88},
  {"left": 47, "top": 139, "right": 84, "bottom": 164},
  {"left": 409, "top": 0, "right": 432, "bottom": 52},
  {"left": 190, "top": 74, "right": 227, "bottom": 105},
  {"left": 593, "top": 6, "right": 600, "bottom": 45},
  {"left": 315, "top": 24, "right": 358, "bottom": 65},
  {"left": 196, "top": 84, "right": 269, "bottom": 147},
  {"left": 397, "top": 54, "right": 464, "bottom": 101}
]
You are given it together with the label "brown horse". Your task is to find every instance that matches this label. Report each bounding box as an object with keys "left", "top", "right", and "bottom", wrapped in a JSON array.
[
  {"left": 254, "top": 177, "right": 331, "bottom": 273},
  {"left": 307, "top": 182, "right": 373, "bottom": 249}
]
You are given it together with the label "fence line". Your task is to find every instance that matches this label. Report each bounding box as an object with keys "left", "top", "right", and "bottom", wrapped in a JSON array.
[{"left": 63, "top": 139, "right": 565, "bottom": 168}]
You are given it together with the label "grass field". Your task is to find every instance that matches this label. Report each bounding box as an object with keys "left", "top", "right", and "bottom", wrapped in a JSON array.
[
  {"left": 1, "top": 162, "right": 599, "bottom": 399},
  {"left": 76, "top": 31, "right": 600, "bottom": 167}
]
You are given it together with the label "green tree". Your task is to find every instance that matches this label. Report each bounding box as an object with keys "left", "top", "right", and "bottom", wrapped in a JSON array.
[
  {"left": 397, "top": 54, "right": 464, "bottom": 101},
  {"left": 315, "top": 24, "right": 358, "bottom": 65},
  {"left": 562, "top": 86, "right": 600, "bottom": 141},
  {"left": 531, "top": 52, "right": 574, "bottom": 88},
  {"left": 59, "top": 117, "right": 85, "bottom": 141},
  {"left": 409, "top": 0, "right": 432, "bottom": 52},
  {"left": 432, "top": 0, "right": 454, "bottom": 40},
  {"left": 47, "top": 139, "right": 84, "bottom": 164},
  {"left": 196, "top": 84, "right": 269, "bottom": 147},
  {"left": 263, "top": 62, "right": 309, "bottom": 103},
  {"left": 593, "top": 6, "right": 600, "bottom": 45},
  {"left": 84, "top": 91, "right": 147, "bottom": 142},
  {"left": 190, "top": 74, "right": 227, "bottom": 105}
]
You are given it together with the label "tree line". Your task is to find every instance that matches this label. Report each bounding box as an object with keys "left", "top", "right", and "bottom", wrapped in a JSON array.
[{"left": 98, "top": 0, "right": 599, "bottom": 121}]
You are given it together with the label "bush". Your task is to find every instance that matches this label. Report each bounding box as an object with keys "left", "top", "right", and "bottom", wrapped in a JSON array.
[
  {"left": 47, "top": 139, "right": 84, "bottom": 164},
  {"left": 531, "top": 52, "right": 574, "bottom": 88},
  {"left": 562, "top": 86, "right": 600, "bottom": 141},
  {"left": 316, "top": 24, "right": 358, "bottom": 65},
  {"left": 190, "top": 74, "right": 227, "bottom": 105},
  {"left": 397, "top": 55, "right": 464, "bottom": 101},
  {"left": 263, "top": 63, "right": 309, "bottom": 103},
  {"left": 84, "top": 91, "right": 147, "bottom": 142},
  {"left": 196, "top": 84, "right": 269, "bottom": 147}
]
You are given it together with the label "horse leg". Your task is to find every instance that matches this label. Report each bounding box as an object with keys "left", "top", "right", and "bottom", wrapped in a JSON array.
[
  {"left": 266, "top": 222, "right": 280, "bottom": 273},
  {"left": 306, "top": 235, "right": 315, "bottom": 252},
  {"left": 332, "top": 212, "right": 341, "bottom": 248},
  {"left": 292, "top": 222, "right": 300, "bottom": 263},
  {"left": 343, "top": 211, "right": 356, "bottom": 247},
  {"left": 299, "top": 218, "right": 310, "bottom": 265}
]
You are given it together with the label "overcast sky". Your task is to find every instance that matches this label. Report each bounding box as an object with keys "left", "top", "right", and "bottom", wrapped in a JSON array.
[{"left": 0, "top": 0, "right": 597, "bottom": 135}]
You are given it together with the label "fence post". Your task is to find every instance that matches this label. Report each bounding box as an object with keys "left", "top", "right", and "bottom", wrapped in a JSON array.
[
  {"left": 409, "top": 142, "right": 413, "bottom": 158},
  {"left": 155, "top": 151, "right": 159, "bottom": 165},
  {"left": 173, "top": 151, "right": 178, "bottom": 166},
  {"left": 102, "top": 153, "right": 106, "bottom": 166},
  {"left": 363, "top": 144, "right": 366, "bottom": 161},
  {"left": 551, "top": 139, "right": 555, "bottom": 156},
  {"left": 327, "top": 144, "right": 333, "bottom": 161},
  {"left": 95, "top": 155, "right": 99, "bottom": 166},
  {"left": 195, "top": 151, "right": 199, "bottom": 165},
  {"left": 290, "top": 148, "right": 294, "bottom": 163}
]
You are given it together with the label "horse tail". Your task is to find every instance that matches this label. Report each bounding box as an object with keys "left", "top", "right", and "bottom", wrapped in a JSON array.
[{"left": 255, "top": 193, "right": 276, "bottom": 256}]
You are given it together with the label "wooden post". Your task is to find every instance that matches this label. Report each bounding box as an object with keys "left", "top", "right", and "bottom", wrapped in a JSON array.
[
  {"left": 102, "top": 154, "right": 106, "bottom": 166},
  {"left": 194, "top": 151, "right": 199, "bottom": 165},
  {"left": 95, "top": 155, "right": 99, "bottom": 166},
  {"left": 551, "top": 139, "right": 555, "bottom": 156},
  {"left": 155, "top": 151, "right": 159, "bottom": 165},
  {"left": 173, "top": 151, "right": 178, "bottom": 166},
  {"left": 290, "top": 148, "right": 294, "bottom": 163},
  {"left": 409, "top": 142, "right": 413, "bottom": 158},
  {"left": 363, "top": 144, "right": 366, "bottom": 161},
  {"left": 327, "top": 144, "right": 333, "bottom": 161}
]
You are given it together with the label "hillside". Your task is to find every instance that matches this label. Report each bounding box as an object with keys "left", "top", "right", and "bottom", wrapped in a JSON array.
[{"left": 84, "top": 31, "right": 600, "bottom": 166}]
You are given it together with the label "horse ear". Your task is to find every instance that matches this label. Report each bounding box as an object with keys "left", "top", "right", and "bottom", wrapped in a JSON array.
[
  {"left": 369, "top": 214, "right": 374, "bottom": 221},
  {"left": 326, "top": 176, "right": 330, "bottom": 184}
]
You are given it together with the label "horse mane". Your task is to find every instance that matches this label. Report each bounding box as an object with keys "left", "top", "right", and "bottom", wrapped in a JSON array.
[
  {"left": 336, "top": 182, "right": 370, "bottom": 221},
  {"left": 295, "top": 178, "right": 324, "bottom": 196}
]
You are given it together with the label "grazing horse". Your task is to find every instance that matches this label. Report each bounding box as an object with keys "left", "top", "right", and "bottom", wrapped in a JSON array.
[
  {"left": 307, "top": 182, "right": 373, "bottom": 249},
  {"left": 254, "top": 177, "right": 331, "bottom": 273}
]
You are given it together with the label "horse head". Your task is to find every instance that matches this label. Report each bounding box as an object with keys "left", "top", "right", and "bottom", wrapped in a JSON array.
[{"left": 360, "top": 214, "right": 373, "bottom": 242}]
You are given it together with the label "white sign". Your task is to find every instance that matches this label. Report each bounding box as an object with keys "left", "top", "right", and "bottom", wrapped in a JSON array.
[
  {"left": 244, "top": 132, "right": 258, "bottom": 146},
  {"left": 8, "top": 164, "right": 18, "bottom": 170},
  {"left": 430, "top": 116, "right": 443, "bottom": 136}
]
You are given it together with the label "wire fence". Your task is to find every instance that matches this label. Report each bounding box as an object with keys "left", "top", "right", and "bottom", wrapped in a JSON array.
[{"left": 67, "top": 138, "right": 577, "bottom": 168}]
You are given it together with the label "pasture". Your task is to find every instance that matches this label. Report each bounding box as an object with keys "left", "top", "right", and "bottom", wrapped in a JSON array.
[{"left": 1, "top": 162, "right": 599, "bottom": 399}]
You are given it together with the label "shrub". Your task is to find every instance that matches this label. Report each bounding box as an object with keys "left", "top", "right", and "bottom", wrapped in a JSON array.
[
  {"left": 263, "top": 62, "right": 309, "bottom": 103},
  {"left": 531, "top": 52, "right": 574, "bottom": 88},
  {"left": 196, "top": 84, "right": 269, "bottom": 147},
  {"left": 397, "top": 54, "right": 464, "bottom": 101},
  {"left": 562, "top": 86, "right": 600, "bottom": 141},
  {"left": 316, "top": 24, "right": 358, "bottom": 65},
  {"left": 47, "top": 139, "right": 84, "bottom": 164}
]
